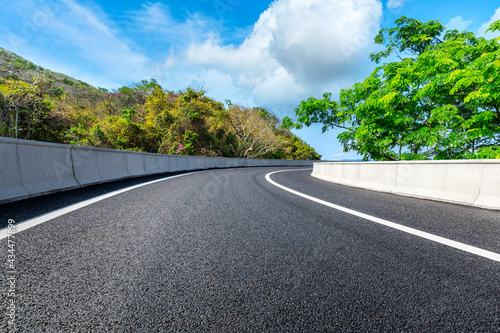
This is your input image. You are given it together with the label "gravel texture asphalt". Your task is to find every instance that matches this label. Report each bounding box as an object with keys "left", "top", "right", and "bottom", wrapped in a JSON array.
[{"left": 1, "top": 167, "right": 499, "bottom": 332}]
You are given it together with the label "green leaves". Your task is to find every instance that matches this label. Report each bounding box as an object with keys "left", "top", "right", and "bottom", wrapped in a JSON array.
[
  {"left": 282, "top": 92, "right": 339, "bottom": 133},
  {"left": 370, "top": 16, "right": 445, "bottom": 63},
  {"left": 485, "top": 19, "right": 500, "bottom": 35},
  {"left": 285, "top": 16, "right": 500, "bottom": 160}
]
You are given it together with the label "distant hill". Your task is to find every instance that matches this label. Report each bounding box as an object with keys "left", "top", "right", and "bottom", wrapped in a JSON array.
[
  {"left": 0, "top": 47, "right": 98, "bottom": 91},
  {"left": 0, "top": 48, "right": 321, "bottom": 160}
]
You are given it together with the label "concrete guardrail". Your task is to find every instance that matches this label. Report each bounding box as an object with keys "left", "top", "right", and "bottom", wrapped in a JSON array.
[
  {"left": 0, "top": 137, "right": 314, "bottom": 204},
  {"left": 312, "top": 160, "right": 500, "bottom": 210}
]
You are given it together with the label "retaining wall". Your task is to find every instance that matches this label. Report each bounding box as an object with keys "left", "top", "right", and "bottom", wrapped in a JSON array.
[
  {"left": 0, "top": 137, "right": 314, "bottom": 204},
  {"left": 312, "top": 160, "right": 500, "bottom": 210}
]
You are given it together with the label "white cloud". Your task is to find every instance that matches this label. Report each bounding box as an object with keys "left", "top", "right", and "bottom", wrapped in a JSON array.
[
  {"left": 445, "top": 16, "right": 473, "bottom": 32},
  {"left": 51, "top": 0, "right": 149, "bottom": 81},
  {"left": 158, "top": 0, "right": 383, "bottom": 112},
  {"left": 386, "top": 0, "right": 409, "bottom": 9},
  {"left": 129, "top": 2, "right": 222, "bottom": 47},
  {"left": 262, "top": 0, "right": 381, "bottom": 83},
  {"left": 0, "top": 0, "right": 149, "bottom": 87},
  {"left": 133, "top": 2, "right": 173, "bottom": 30},
  {"left": 478, "top": 7, "right": 500, "bottom": 39}
]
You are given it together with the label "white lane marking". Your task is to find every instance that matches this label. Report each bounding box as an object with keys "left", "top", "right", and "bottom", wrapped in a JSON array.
[
  {"left": 0, "top": 171, "right": 205, "bottom": 240},
  {"left": 265, "top": 169, "right": 500, "bottom": 263}
]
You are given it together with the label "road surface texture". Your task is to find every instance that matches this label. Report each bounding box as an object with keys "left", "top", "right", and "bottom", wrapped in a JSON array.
[{"left": 1, "top": 167, "right": 499, "bottom": 332}]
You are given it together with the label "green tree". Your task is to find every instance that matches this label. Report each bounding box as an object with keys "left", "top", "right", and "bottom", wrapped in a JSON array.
[
  {"left": 283, "top": 17, "right": 500, "bottom": 160},
  {"left": 0, "top": 77, "right": 62, "bottom": 141}
]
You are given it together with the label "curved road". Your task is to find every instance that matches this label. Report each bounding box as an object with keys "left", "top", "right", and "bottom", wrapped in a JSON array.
[{"left": 1, "top": 167, "right": 499, "bottom": 331}]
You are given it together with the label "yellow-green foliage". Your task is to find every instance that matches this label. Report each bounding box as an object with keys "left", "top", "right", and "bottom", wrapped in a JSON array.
[
  {"left": 0, "top": 54, "right": 320, "bottom": 159},
  {"left": 0, "top": 77, "right": 68, "bottom": 142}
]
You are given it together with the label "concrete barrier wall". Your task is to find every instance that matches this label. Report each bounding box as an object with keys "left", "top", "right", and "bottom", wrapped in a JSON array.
[
  {"left": 96, "top": 149, "right": 130, "bottom": 182},
  {"left": 17, "top": 139, "right": 79, "bottom": 196},
  {"left": 205, "top": 157, "right": 217, "bottom": 169},
  {"left": 0, "top": 137, "right": 314, "bottom": 204},
  {"left": 0, "top": 138, "right": 29, "bottom": 201},
  {"left": 144, "top": 153, "right": 169, "bottom": 175},
  {"left": 127, "top": 152, "right": 147, "bottom": 176},
  {"left": 312, "top": 160, "right": 500, "bottom": 210},
  {"left": 474, "top": 161, "right": 500, "bottom": 210},
  {"left": 72, "top": 146, "right": 102, "bottom": 186}
]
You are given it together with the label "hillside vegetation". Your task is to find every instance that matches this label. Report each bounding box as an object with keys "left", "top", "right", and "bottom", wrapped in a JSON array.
[{"left": 0, "top": 47, "right": 320, "bottom": 160}]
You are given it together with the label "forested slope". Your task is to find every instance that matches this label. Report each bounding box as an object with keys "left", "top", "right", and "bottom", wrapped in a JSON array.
[{"left": 0, "top": 47, "right": 320, "bottom": 160}]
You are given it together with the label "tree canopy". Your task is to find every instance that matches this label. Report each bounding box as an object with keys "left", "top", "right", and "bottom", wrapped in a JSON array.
[{"left": 283, "top": 16, "right": 500, "bottom": 160}]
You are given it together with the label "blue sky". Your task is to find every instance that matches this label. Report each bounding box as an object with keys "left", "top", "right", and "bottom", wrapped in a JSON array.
[{"left": 1, "top": 0, "right": 500, "bottom": 160}]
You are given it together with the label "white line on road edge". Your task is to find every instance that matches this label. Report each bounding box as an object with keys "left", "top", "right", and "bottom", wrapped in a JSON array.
[
  {"left": 266, "top": 169, "right": 500, "bottom": 263},
  {"left": 0, "top": 171, "right": 206, "bottom": 240}
]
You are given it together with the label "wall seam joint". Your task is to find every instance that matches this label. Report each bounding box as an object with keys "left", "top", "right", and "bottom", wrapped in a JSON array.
[
  {"left": 14, "top": 141, "right": 29, "bottom": 194},
  {"left": 70, "top": 145, "right": 82, "bottom": 187},
  {"left": 472, "top": 162, "right": 485, "bottom": 208}
]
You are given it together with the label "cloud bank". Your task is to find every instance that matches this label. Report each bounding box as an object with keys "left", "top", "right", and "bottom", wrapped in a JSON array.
[
  {"left": 478, "top": 7, "right": 500, "bottom": 38},
  {"left": 153, "top": 0, "right": 383, "bottom": 111},
  {"left": 386, "top": 0, "right": 409, "bottom": 9},
  {"left": 445, "top": 16, "right": 473, "bottom": 32}
]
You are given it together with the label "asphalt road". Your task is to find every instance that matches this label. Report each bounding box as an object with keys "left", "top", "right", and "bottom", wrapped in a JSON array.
[{"left": 1, "top": 167, "right": 499, "bottom": 332}]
